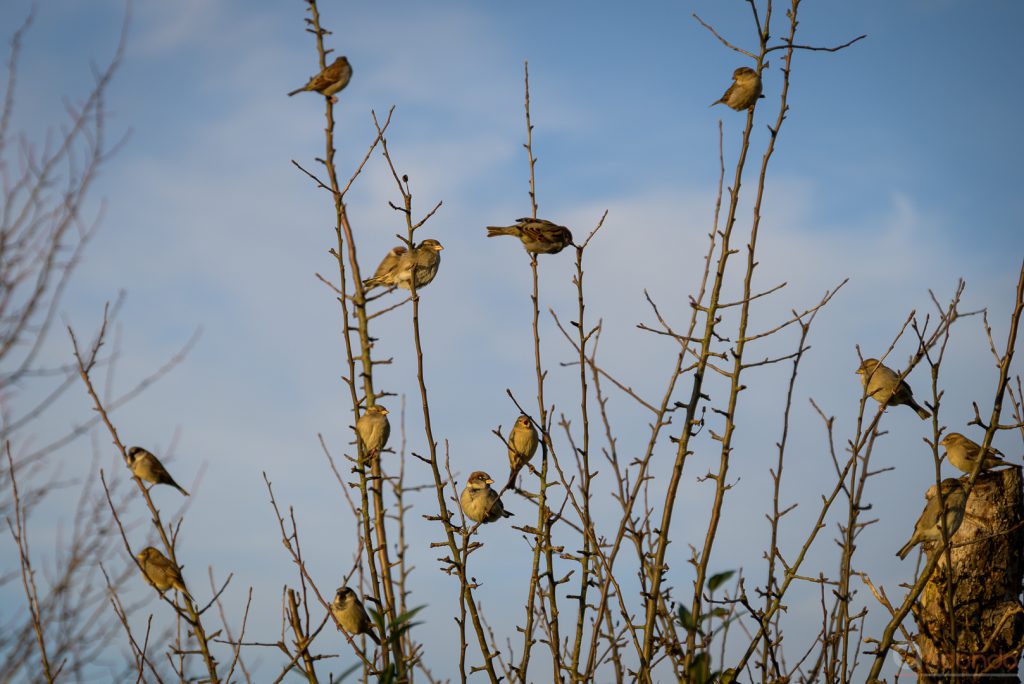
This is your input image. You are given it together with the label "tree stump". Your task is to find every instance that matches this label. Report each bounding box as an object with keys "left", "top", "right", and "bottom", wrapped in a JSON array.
[{"left": 909, "top": 467, "right": 1024, "bottom": 680}]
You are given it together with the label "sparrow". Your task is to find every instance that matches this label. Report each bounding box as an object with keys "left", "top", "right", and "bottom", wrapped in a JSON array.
[
  {"left": 505, "top": 415, "right": 539, "bottom": 489},
  {"left": 126, "top": 447, "right": 189, "bottom": 496},
  {"left": 486, "top": 218, "right": 574, "bottom": 255},
  {"left": 897, "top": 478, "right": 967, "bottom": 560},
  {"left": 362, "top": 246, "right": 407, "bottom": 291},
  {"left": 856, "top": 358, "right": 930, "bottom": 420},
  {"left": 362, "top": 239, "right": 443, "bottom": 291},
  {"left": 941, "top": 432, "right": 1009, "bottom": 474},
  {"left": 330, "top": 587, "right": 380, "bottom": 645},
  {"left": 287, "top": 56, "right": 352, "bottom": 100},
  {"left": 137, "top": 547, "right": 190, "bottom": 598},
  {"left": 710, "top": 67, "right": 762, "bottom": 111},
  {"left": 460, "top": 471, "right": 513, "bottom": 524},
  {"left": 356, "top": 405, "right": 390, "bottom": 458}
]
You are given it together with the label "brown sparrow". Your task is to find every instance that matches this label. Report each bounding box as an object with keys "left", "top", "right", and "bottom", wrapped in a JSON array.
[
  {"left": 710, "top": 67, "right": 762, "bottom": 111},
  {"left": 460, "top": 471, "right": 513, "bottom": 524},
  {"left": 137, "top": 547, "right": 190, "bottom": 598},
  {"left": 287, "top": 56, "right": 352, "bottom": 100},
  {"left": 486, "top": 218, "right": 573, "bottom": 255},
  {"left": 126, "top": 447, "right": 189, "bottom": 496},
  {"left": 356, "top": 405, "right": 390, "bottom": 458},
  {"left": 897, "top": 479, "right": 967, "bottom": 559},
  {"left": 941, "top": 432, "right": 1008, "bottom": 473},
  {"left": 331, "top": 587, "right": 380, "bottom": 645},
  {"left": 505, "top": 415, "right": 538, "bottom": 489},
  {"left": 856, "top": 358, "right": 930, "bottom": 420}
]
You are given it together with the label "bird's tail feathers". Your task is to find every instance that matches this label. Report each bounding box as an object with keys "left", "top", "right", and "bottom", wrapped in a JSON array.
[
  {"left": 911, "top": 401, "right": 931, "bottom": 420},
  {"left": 287, "top": 88, "right": 304, "bottom": 97},
  {"left": 486, "top": 226, "right": 517, "bottom": 238},
  {"left": 896, "top": 541, "right": 915, "bottom": 560}
]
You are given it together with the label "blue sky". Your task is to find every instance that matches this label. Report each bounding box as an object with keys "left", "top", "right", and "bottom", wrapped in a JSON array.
[{"left": 4, "top": 0, "right": 1024, "bottom": 680}]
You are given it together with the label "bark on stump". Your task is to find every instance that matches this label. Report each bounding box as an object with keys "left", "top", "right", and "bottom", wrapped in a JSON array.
[{"left": 909, "top": 468, "right": 1024, "bottom": 681}]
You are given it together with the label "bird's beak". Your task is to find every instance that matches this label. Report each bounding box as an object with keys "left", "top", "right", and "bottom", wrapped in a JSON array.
[
  {"left": 381, "top": 408, "right": 389, "bottom": 415},
  {"left": 485, "top": 478, "right": 494, "bottom": 485},
  {"left": 434, "top": 244, "right": 444, "bottom": 251},
  {"left": 855, "top": 369, "right": 863, "bottom": 375}
]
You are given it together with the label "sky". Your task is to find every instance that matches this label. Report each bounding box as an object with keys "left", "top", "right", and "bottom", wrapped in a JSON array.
[{"left": 3, "top": 0, "right": 1024, "bottom": 680}]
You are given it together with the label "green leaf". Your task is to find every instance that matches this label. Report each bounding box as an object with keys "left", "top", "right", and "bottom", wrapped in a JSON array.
[
  {"left": 392, "top": 605, "right": 426, "bottom": 629},
  {"left": 688, "top": 651, "right": 710, "bottom": 683},
  {"left": 399, "top": 605, "right": 427, "bottom": 620},
  {"left": 708, "top": 570, "right": 736, "bottom": 593},
  {"left": 384, "top": 604, "right": 426, "bottom": 645},
  {"left": 676, "top": 604, "right": 697, "bottom": 631},
  {"left": 368, "top": 607, "right": 387, "bottom": 638}
]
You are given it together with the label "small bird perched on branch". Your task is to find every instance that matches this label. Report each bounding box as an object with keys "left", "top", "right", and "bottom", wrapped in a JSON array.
[
  {"left": 505, "top": 415, "right": 538, "bottom": 489},
  {"left": 486, "top": 218, "right": 574, "bottom": 255},
  {"left": 356, "top": 405, "right": 390, "bottom": 459},
  {"left": 363, "top": 239, "right": 443, "bottom": 291},
  {"left": 856, "top": 358, "right": 931, "bottom": 420},
  {"left": 461, "top": 471, "right": 513, "bottom": 524},
  {"left": 137, "top": 547, "right": 191, "bottom": 599},
  {"left": 287, "top": 56, "right": 352, "bottom": 100},
  {"left": 897, "top": 478, "right": 967, "bottom": 560},
  {"left": 126, "top": 447, "right": 189, "bottom": 496},
  {"left": 331, "top": 587, "right": 380, "bottom": 645},
  {"left": 941, "top": 432, "right": 1010, "bottom": 473},
  {"left": 710, "top": 66, "right": 762, "bottom": 111}
]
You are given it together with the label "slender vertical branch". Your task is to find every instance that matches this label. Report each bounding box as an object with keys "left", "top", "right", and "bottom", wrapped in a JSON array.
[
  {"left": 677, "top": 2, "right": 796, "bottom": 676},
  {"left": 298, "top": 1, "right": 401, "bottom": 673},
  {"left": 370, "top": 116, "right": 499, "bottom": 682},
  {"left": 567, "top": 215, "right": 606, "bottom": 677},
  {"left": 6, "top": 446, "right": 60, "bottom": 683},
  {"left": 287, "top": 589, "right": 319, "bottom": 684},
  {"left": 582, "top": 117, "right": 726, "bottom": 681},
  {"left": 409, "top": 289, "right": 499, "bottom": 682},
  {"left": 638, "top": 6, "right": 772, "bottom": 673},
  {"left": 524, "top": 61, "right": 538, "bottom": 221},
  {"left": 761, "top": 310, "right": 817, "bottom": 682},
  {"left": 515, "top": 60, "right": 564, "bottom": 683}
]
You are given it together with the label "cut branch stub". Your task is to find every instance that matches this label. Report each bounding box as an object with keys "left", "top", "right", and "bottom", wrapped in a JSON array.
[{"left": 908, "top": 468, "right": 1024, "bottom": 677}]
